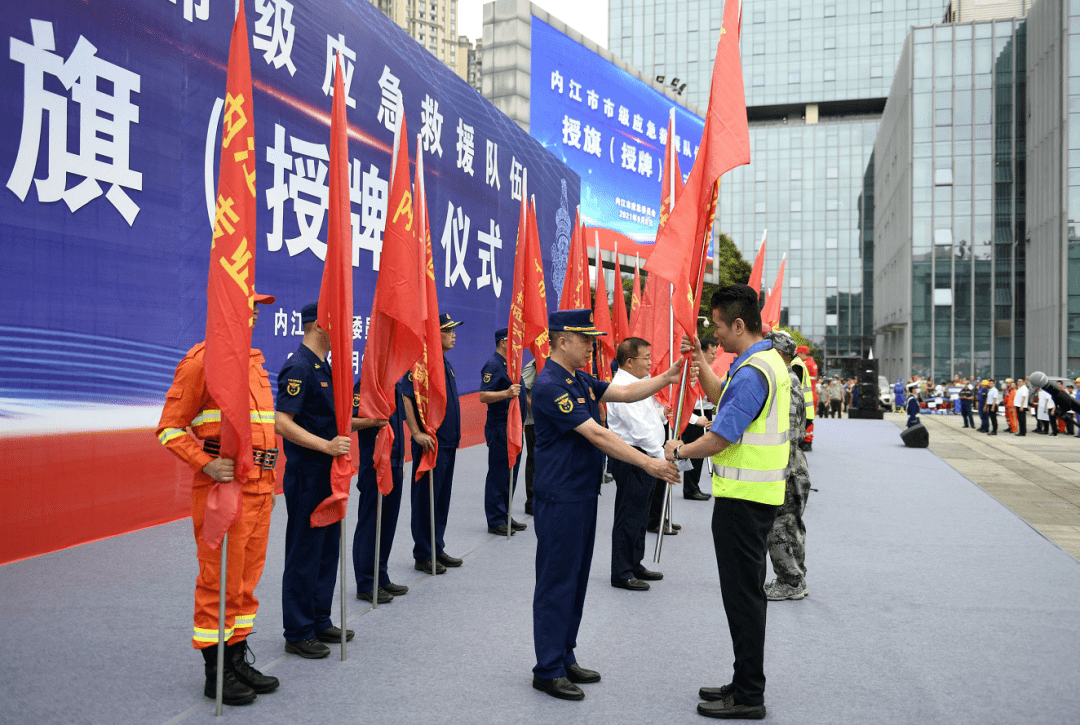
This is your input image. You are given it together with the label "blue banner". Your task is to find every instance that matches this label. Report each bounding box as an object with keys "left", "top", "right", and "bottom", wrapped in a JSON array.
[
  {"left": 529, "top": 16, "right": 705, "bottom": 254},
  {"left": 0, "top": 0, "right": 579, "bottom": 416}
]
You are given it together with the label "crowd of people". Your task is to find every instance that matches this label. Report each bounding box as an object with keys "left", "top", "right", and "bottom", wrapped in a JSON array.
[
  {"left": 813, "top": 376, "right": 865, "bottom": 418},
  {"left": 888, "top": 374, "right": 1080, "bottom": 438}
]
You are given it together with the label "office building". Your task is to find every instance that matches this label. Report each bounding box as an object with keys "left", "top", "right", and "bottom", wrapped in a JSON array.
[{"left": 373, "top": 0, "right": 469, "bottom": 82}]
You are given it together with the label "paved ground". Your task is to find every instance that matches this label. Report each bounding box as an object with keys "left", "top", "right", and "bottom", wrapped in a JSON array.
[{"left": 886, "top": 411, "right": 1080, "bottom": 559}]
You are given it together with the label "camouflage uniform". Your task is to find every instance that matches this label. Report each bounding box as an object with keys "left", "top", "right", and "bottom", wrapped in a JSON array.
[{"left": 765, "top": 366, "right": 811, "bottom": 599}]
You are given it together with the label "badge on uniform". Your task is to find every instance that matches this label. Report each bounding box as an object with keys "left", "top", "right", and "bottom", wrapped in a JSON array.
[
  {"left": 353, "top": 392, "right": 360, "bottom": 408},
  {"left": 589, "top": 388, "right": 595, "bottom": 400},
  {"left": 320, "top": 381, "right": 329, "bottom": 387},
  {"left": 576, "top": 398, "right": 585, "bottom": 403},
  {"left": 286, "top": 379, "right": 302, "bottom": 396},
  {"left": 565, "top": 377, "right": 574, "bottom": 384},
  {"left": 555, "top": 393, "right": 573, "bottom": 414},
  {"left": 483, "top": 373, "right": 492, "bottom": 383}
]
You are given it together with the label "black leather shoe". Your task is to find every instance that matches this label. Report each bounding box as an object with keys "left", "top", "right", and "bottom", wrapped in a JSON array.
[
  {"left": 697, "top": 696, "right": 766, "bottom": 719},
  {"left": 202, "top": 645, "right": 258, "bottom": 705},
  {"left": 524, "top": 504, "right": 533, "bottom": 516},
  {"left": 634, "top": 568, "right": 664, "bottom": 581},
  {"left": 684, "top": 490, "right": 710, "bottom": 501},
  {"left": 647, "top": 525, "right": 679, "bottom": 536},
  {"left": 357, "top": 588, "right": 393, "bottom": 604},
  {"left": 511, "top": 518, "right": 527, "bottom": 531},
  {"left": 436, "top": 552, "right": 463, "bottom": 567},
  {"left": 226, "top": 641, "right": 279, "bottom": 694},
  {"left": 611, "top": 577, "right": 650, "bottom": 591},
  {"left": 382, "top": 582, "right": 409, "bottom": 596},
  {"left": 699, "top": 684, "right": 734, "bottom": 701},
  {"left": 565, "top": 664, "right": 601, "bottom": 683},
  {"left": 315, "top": 626, "right": 354, "bottom": 643},
  {"left": 488, "top": 523, "right": 515, "bottom": 536},
  {"left": 284, "top": 637, "right": 330, "bottom": 659},
  {"left": 415, "top": 558, "right": 447, "bottom": 575},
  {"left": 532, "top": 676, "right": 585, "bottom": 701}
]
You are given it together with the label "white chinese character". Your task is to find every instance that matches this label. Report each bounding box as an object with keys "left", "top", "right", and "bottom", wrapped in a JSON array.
[
  {"left": 350, "top": 161, "right": 388, "bottom": 270},
  {"left": 550, "top": 69, "right": 563, "bottom": 93},
  {"left": 439, "top": 201, "right": 471, "bottom": 289},
  {"left": 291, "top": 310, "right": 303, "bottom": 335},
  {"left": 322, "top": 34, "right": 356, "bottom": 108},
  {"left": 586, "top": 89, "right": 599, "bottom": 110},
  {"left": 568, "top": 80, "right": 582, "bottom": 101},
  {"left": 352, "top": 350, "right": 359, "bottom": 376},
  {"left": 456, "top": 118, "right": 475, "bottom": 176},
  {"left": 265, "top": 123, "right": 329, "bottom": 260},
  {"left": 618, "top": 106, "right": 629, "bottom": 126},
  {"left": 683, "top": 139, "right": 691, "bottom": 156},
  {"left": 253, "top": 0, "right": 297, "bottom": 76},
  {"left": 485, "top": 140, "right": 500, "bottom": 190},
  {"left": 274, "top": 308, "right": 288, "bottom": 336},
  {"left": 582, "top": 125, "right": 602, "bottom": 158},
  {"left": 476, "top": 219, "right": 503, "bottom": 298},
  {"left": 620, "top": 143, "right": 636, "bottom": 171},
  {"left": 8, "top": 20, "right": 143, "bottom": 226},
  {"left": 672, "top": 134, "right": 680, "bottom": 153},
  {"left": 168, "top": 0, "right": 209, "bottom": 23},
  {"left": 377, "top": 65, "right": 402, "bottom": 132},
  {"left": 419, "top": 94, "right": 444, "bottom": 158},
  {"left": 637, "top": 151, "right": 653, "bottom": 178},
  {"left": 646, "top": 121, "right": 657, "bottom": 139},
  {"left": 603, "top": 98, "right": 614, "bottom": 117},
  {"left": 659, "top": 127, "right": 668, "bottom": 145},
  {"left": 632, "top": 114, "right": 643, "bottom": 133},
  {"left": 509, "top": 157, "right": 524, "bottom": 201},
  {"left": 353, "top": 315, "right": 364, "bottom": 340},
  {"left": 561, "top": 115, "right": 582, "bottom": 148}
]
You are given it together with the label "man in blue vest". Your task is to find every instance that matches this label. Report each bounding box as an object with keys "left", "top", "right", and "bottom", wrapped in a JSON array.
[{"left": 664, "top": 284, "right": 791, "bottom": 720}]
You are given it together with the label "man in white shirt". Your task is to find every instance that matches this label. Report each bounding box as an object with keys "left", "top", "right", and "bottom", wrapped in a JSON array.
[
  {"left": 983, "top": 379, "right": 1000, "bottom": 435},
  {"left": 606, "top": 336, "right": 668, "bottom": 591},
  {"left": 1014, "top": 378, "right": 1029, "bottom": 436}
]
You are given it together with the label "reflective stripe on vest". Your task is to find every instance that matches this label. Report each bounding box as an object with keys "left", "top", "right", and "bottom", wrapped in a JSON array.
[
  {"left": 710, "top": 348, "right": 790, "bottom": 506},
  {"left": 796, "top": 363, "right": 815, "bottom": 420},
  {"left": 158, "top": 427, "right": 187, "bottom": 445}
]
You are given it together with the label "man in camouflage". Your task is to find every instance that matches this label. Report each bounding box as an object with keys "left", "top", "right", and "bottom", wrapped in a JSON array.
[{"left": 764, "top": 330, "right": 811, "bottom": 602}]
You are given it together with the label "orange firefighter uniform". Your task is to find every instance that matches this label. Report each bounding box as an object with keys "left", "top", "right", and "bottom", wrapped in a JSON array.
[
  {"left": 797, "top": 347, "right": 818, "bottom": 445},
  {"left": 157, "top": 343, "right": 277, "bottom": 649}
]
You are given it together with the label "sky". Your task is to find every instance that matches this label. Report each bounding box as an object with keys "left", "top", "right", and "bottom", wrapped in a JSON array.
[{"left": 457, "top": 0, "right": 609, "bottom": 49}]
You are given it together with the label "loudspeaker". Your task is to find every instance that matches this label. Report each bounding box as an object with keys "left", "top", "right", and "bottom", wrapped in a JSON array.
[
  {"left": 900, "top": 423, "right": 929, "bottom": 448},
  {"left": 858, "top": 359, "right": 879, "bottom": 384}
]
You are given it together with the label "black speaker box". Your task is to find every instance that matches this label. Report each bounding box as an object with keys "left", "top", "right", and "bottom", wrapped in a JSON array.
[
  {"left": 901, "top": 423, "right": 929, "bottom": 448},
  {"left": 858, "top": 359, "right": 879, "bottom": 384}
]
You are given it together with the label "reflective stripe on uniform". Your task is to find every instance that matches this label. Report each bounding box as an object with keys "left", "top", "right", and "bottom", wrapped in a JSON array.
[
  {"left": 193, "top": 625, "right": 235, "bottom": 643},
  {"left": 234, "top": 613, "right": 256, "bottom": 630},
  {"left": 158, "top": 428, "right": 187, "bottom": 445},
  {"left": 250, "top": 410, "right": 275, "bottom": 424},
  {"left": 191, "top": 409, "right": 222, "bottom": 426},
  {"left": 712, "top": 463, "right": 790, "bottom": 483}
]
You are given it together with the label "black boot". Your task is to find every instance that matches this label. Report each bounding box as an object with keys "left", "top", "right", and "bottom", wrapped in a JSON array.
[
  {"left": 201, "top": 645, "right": 257, "bottom": 706},
  {"left": 227, "top": 640, "right": 280, "bottom": 694}
]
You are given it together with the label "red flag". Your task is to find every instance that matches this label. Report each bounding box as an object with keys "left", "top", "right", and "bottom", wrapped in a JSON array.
[
  {"left": 410, "top": 145, "right": 447, "bottom": 482},
  {"left": 310, "top": 55, "right": 357, "bottom": 528},
  {"left": 592, "top": 232, "right": 615, "bottom": 383},
  {"left": 202, "top": 2, "right": 256, "bottom": 549},
  {"left": 560, "top": 210, "right": 589, "bottom": 310},
  {"left": 645, "top": 0, "right": 750, "bottom": 338},
  {"left": 658, "top": 112, "right": 684, "bottom": 237},
  {"left": 357, "top": 113, "right": 425, "bottom": 496},
  {"left": 747, "top": 229, "right": 767, "bottom": 295},
  {"left": 526, "top": 199, "right": 551, "bottom": 370},
  {"left": 611, "top": 242, "right": 630, "bottom": 347},
  {"left": 760, "top": 254, "right": 786, "bottom": 331},
  {"left": 629, "top": 257, "right": 643, "bottom": 330}
]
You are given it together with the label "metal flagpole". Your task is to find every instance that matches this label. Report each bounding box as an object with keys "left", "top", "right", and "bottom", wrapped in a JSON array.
[
  {"left": 429, "top": 470, "right": 437, "bottom": 575},
  {"left": 339, "top": 525, "right": 347, "bottom": 660},
  {"left": 372, "top": 493, "right": 383, "bottom": 609},
  {"left": 215, "top": 533, "right": 227, "bottom": 716},
  {"left": 507, "top": 469, "right": 513, "bottom": 540}
]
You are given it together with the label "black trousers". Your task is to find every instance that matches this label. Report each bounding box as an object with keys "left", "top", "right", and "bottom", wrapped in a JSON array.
[
  {"left": 524, "top": 424, "right": 535, "bottom": 512},
  {"left": 712, "top": 496, "right": 778, "bottom": 707},
  {"left": 1016, "top": 408, "right": 1026, "bottom": 435},
  {"left": 829, "top": 400, "right": 841, "bottom": 418},
  {"left": 681, "top": 422, "right": 707, "bottom": 497},
  {"left": 609, "top": 454, "right": 654, "bottom": 582},
  {"left": 647, "top": 478, "right": 668, "bottom": 530},
  {"left": 986, "top": 407, "right": 998, "bottom": 433}
]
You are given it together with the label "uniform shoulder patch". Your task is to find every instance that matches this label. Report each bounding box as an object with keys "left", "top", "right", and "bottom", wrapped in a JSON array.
[
  {"left": 353, "top": 392, "right": 361, "bottom": 408},
  {"left": 483, "top": 372, "right": 492, "bottom": 383},
  {"left": 555, "top": 392, "right": 574, "bottom": 414},
  {"left": 286, "top": 379, "right": 302, "bottom": 396}
]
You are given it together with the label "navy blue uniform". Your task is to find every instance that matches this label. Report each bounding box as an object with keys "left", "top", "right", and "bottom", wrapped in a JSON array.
[
  {"left": 906, "top": 395, "right": 922, "bottom": 428},
  {"left": 531, "top": 359, "right": 610, "bottom": 680},
  {"left": 351, "top": 378, "right": 406, "bottom": 594},
  {"left": 480, "top": 351, "right": 526, "bottom": 528},
  {"left": 401, "top": 358, "right": 461, "bottom": 561},
  {"left": 277, "top": 344, "right": 340, "bottom": 643}
]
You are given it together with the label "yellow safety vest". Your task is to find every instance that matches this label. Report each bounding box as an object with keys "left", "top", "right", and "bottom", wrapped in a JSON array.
[
  {"left": 710, "top": 348, "right": 791, "bottom": 505},
  {"left": 793, "top": 361, "right": 814, "bottom": 421}
]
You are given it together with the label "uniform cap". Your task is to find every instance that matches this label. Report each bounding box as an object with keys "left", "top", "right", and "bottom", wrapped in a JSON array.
[
  {"left": 254, "top": 290, "right": 275, "bottom": 305},
  {"left": 795, "top": 345, "right": 810, "bottom": 355},
  {"left": 440, "top": 312, "right": 463, "bottom": 329},
  {"left": 301, "top": 302, "right": 319, "bottom": 324},
  {"left": 549, "top": 309, "right": 605, "bottom": 336},
  {"left": 495, "top": 327, "right": 509, "bottom": 342}
]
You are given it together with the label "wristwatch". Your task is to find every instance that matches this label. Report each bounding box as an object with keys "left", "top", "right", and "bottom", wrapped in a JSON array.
[{"left": 673, "top": 445, "right": 683, "bottom": 461}]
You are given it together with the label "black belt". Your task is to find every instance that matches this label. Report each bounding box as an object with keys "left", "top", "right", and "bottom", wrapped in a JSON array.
[{"left": 203, "top": 439, "right": 279, "bottom": 470}]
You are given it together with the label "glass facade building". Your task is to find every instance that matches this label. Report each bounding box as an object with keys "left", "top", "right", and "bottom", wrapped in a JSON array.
[{"left": 610, "top": 0, "right": 949, "bottom": 374}]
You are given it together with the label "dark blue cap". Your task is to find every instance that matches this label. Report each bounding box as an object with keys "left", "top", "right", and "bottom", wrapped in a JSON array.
[
  {"left": 440, "top": 312, "right": 463, "bottom": 329},
  {"left": 548, "top": 309, "right": 605, "bottom": 336},
  {"left": 301, "top": 302, "right": 319, "bottom": 324},
  {"left": 495, "top": 327, "right": 509, "bottom": 342}
]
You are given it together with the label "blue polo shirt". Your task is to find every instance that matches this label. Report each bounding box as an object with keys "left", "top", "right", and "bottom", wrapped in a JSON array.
[
  {"left": 710, "top": 339, "right": 773, "bottom": 445},
  {"left": 276, "top": 344, "right": 337, "bottom": 475},
  {"left": 480, "top": 351, "right": 527, "bottom": 429},
  {"left": 532, "top": 359, "right": 610, "bottom": 503},
  {"left": 399, "top": 356, "right": 461, "bottom": 449},
  {"left": 353, "top": 377, "right": 405, "bottom": 468}
]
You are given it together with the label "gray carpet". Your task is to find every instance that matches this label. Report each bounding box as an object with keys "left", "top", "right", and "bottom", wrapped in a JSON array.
[{"left": 2, "top": 418, "right": 1078, "bottom": 724}]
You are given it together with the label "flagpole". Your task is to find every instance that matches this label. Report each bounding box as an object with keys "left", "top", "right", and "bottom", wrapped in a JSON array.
[
  {"left": 214, "top": 533, "right": 227, "bottom": 716},
  {"left": 372, "top": 492, "right": 383, "bottom": 609},
  {"left": 339, "top": 525, "right": 347, "bottom": 660},
  {"left": 429, "top": 470, "right": 437, "bottom": 575}
]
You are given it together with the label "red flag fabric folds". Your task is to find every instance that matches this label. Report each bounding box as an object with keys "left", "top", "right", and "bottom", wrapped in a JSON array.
[
  {"left": 559, "top": 210, "right": 589, "bottom": 310},
  {"left": 760, "top": 255, "right": 786, "bottom": 331},
  {"left": 592, "top": 233, "right": 615, "bottom": 383},
  {"left": 629, "top": 258, "right": 643, "bottom": 331},
  {"left": 202, "top": 2, "right": 256, "bottom": 549},
  {"left": 747, "top": 230, "right": 767, "bottom": 295},
  {"left": 611, "top": 244, "right": 630, "bottom": 348}
]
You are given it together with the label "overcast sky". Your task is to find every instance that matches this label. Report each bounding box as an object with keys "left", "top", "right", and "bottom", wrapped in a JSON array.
[{"left": 457, "top": 0, "right": 609, "bottom": 49}]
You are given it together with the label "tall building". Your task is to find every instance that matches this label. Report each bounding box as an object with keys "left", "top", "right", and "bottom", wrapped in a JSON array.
[
  {"left": 610, "top": 0, "right": 949, "bottom": 374},
  {"left": 944, "top": 0, "right": 1032, "bottom": 23},
  {"left": 372, "top": 0, "right": 469, "bottom": 82}
]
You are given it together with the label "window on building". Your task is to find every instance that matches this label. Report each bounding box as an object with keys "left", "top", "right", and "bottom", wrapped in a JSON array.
[
  {"left": 871, "top": 66, "right": 883, "bottom": 78},
  {"left": 789, "top": 8, "right": 800, "bottom": 20},
  {"left": 753, "top": 75, "right": 765, "bottom": 86},
  {"left": 753, "top": 12, "right": 765, "bottom": 23},
  {"left": 789, "top": 72, "right": 801, "bottom": 84},
  {"left": 934, "top": 168, "right": 954, "bottom": 186},
  {"left": 826, "top": 237, "right": 838, "bottom": 249},
  {"left": 870, "top": 1, "right": 883, "bottom": 12},
  {"left": 826, "top": 276, "right": 838, "bottom": 287},
  {"left": 872, "top": 34, "right": 883, "bottom": 46},
  {"left": 934, "top": 289, "right": 953, "bottom": 306},
  {"left": 791, "top": 277, "right": 802, "bottom": 288},
  {"left": 826, "top": 313, "right": 839, "bottom": 326},
  {"left": 827, "top": 167, "right": 838, "bottom": 178},
  {"left": 824, "top": 69, "right": 836, "bottom": 82},
  {"left": 791, "top": 169, "right": 803, "bottom": 180},
  {"left": 935, "top": 108, "right": 952, "bottom": 126},
  {"left": 825, "top": 5, "right": 836, "bottom": 18},
  {"left": 755, "top": 202, "right": 766, "bottom": 213},
  {"left": 755, "top": 170, "right": 767, "bottom": 182},
  {"left": 791, "top": 200, "right": 802, "bottom": 212},
  {"left": 824, "top": 37, "right": 836, "bottom": 50},
  {"left": 934, "top": 229, "right": 953, "bottom": 246},
  {"left": 753, "top": 43, "right": 764, "bottom": 55},
  {"left": 790, "top": 239, "right": 802, "bottom": 249}
]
